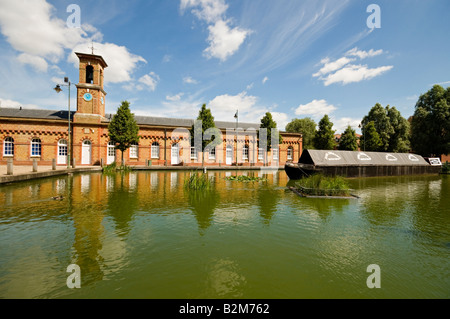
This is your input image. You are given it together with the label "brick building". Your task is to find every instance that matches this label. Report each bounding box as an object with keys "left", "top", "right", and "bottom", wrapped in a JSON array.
[{"left": 0, "top": 53, "right": 302, "bottom": 168}]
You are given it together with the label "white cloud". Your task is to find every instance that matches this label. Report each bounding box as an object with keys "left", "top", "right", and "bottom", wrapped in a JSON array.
[
  {"left": 183, "top": 76, "right": 198, "bottom": 84},
  {"left": 138, "top": 72, "right": 160, "bottom": 91},
  {"left": 166, "top": 93, "right": 185, "bottom": 101},
  {"left": 0, "top": 0, "right": 102, "bottom": 66},
  {"left": 204, "top": 19, "right": 250, "bottom": 61},
  {"left": 331, "top": 117, "right": 362, "bottom": 134},
  {"left": 262, "top": 76, "right": 269, "bottom": 84},
  {"left": 17, "top": 53, "right": 48, "bottom": 72},
  {"left": 271, "top": 112, "right": 290, "bottom": 131},
  {"left": 69, "top": 42, "right": 147, "bottom": 84},
  {"left": 313, "top": 57, "right": 353, "bottom": 77},
  {"left": 346, "top": 47, "right": 383, "bottom": 59},
  {"left": 0, "top": 98, "right": 40, "bottom": 110},
  {"left": 313, "top": 48, "right": 393, "bottom": 86},
  {"left": 295, "top": 99, "right": 337, "bottom": 119},
  {"left": 322, "top": 64, "right": 393, "bottom": 86},
  {"left": 181, "top": 0, "right": 228, "bottom": 23},
  {"left": 162, "top": 54, "right": 172, "bottom": 63},
  {"left": 208, "top": 91, "right": 288, "bottom": 127},
  {"left": 181, "top": 0, "right": 251, "bottom": 61}
]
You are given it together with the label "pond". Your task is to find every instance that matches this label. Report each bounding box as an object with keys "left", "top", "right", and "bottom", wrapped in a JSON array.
[{"left": 0, "top": 170, "right": 449, "bottom": 299}]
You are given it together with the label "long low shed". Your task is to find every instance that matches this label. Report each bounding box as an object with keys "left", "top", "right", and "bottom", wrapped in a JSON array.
[{"left": 285, "top": 150, "right": 441, "bottom": 179}]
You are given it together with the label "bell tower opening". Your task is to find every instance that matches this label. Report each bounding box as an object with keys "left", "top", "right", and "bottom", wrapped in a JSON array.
[{"left": 86, "top": 65, "right": 94, "bottom": 84}]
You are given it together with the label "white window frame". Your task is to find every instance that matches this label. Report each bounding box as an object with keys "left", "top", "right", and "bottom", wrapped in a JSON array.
[
  {"left": 287, "top": 147, "right": 293, "bottom": 161},
  {"left": 272, "top": 148, "right": 279, "bottom": 161},
  {"left": 3, "top": 137, "right": 14, "bottom": 156},
  {"left": 31, "top": 138, "right": 41, "bottom": 157},
  {"left": 243, "top": 145, "right": 249, "bottom": 161},
  {"left": 258, "top": 147, "right": 264, "bottom": 161},
  {"left": 130, "top": 142, "right": 139, "bottom": 159},
  {"left": 208, "top": 147, "right": 216, "bottom": 160},
  {"left": 151, "top": 142, "right": 160, "bottom": 159},
  {"left": 58, "top": 139, "right": 68, "bottom": 156}
]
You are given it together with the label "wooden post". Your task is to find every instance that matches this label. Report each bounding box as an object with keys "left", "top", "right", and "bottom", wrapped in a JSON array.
[
  {"left": 32, "top": 159, "right": 38, "bottom": 172},
  {"left": 7, "top": 159, "right": 13, "bottom": 175},
  {"left": 52, "top": 159, "right": 56, "bottom": 171},
  {"left": 72, "top": 158, "right": 76, "bottom": 169}
]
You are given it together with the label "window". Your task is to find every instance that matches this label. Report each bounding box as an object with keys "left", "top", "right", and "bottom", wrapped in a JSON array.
[
  {"left": 3, "top": 137, "right": 14, "bottom": 156},
  {"left": 58, "top": 139, "right": 68, "bottom": 157},
  {"left": 287, "top": 147, "right": 293, "bottom": 161},
  {"left": 31, "top": 138, "right": 41, "bottom": 157},
  {"left": 130, "top": 142, "right": 139, "bottom": 159},
  {"left": 190, "top": 147, "right": 198, "bottom": 160},
  {"left": 258, "top": 147, "right": 264, "bottom": 161},
  {"left": 151, "top": 142, "right": 160, "bottom": 159},
  {"left": 108, "top": 142, "right": 115, "bottom": 157},
  {"left": 272, "top": 148, "right": 279, "bottom": 160},
  {"left": 209, "top": 147, "right": 216, "bottom": 160},
  {"left": 243, "top": 145, "right": 249, "bottom": 160}
]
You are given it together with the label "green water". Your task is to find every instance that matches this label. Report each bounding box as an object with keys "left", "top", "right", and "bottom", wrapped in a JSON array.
[{"left": 0, "top": 171, "right": 448, "bottom": 299}]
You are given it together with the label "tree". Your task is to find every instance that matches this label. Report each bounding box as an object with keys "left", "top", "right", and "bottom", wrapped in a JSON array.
[
  {"left": 259, "top": 112, "right": 283, "bottom": 151},
  {"left": 313, "top": 115, "right": 336, "bottom": 150},
  {"left": 190, "top": 104, "right": 221, "bottom": 163},
  {"left": 361, "top": 121, "right": 382, "bottom": 151},
  {"left": 361, "top": 103, "right": 410, "bottom": 153},
  {"left": 411, "top": 85, "right": 450, "bottom": 157},
  {"left": 338, "top": 125, "right": 358, "bottom": 151},
  {"left": 108, "top": 101, "right": 140, "bottom": 166},
  {"left": 387, "top": 106, "right": 410, "bottom": 153},
  {"left": 361, "top": 103, "right": 394, "bottom": 152},
  {"left": 286, "top": 118, "right": 316, "bottom": 150}
]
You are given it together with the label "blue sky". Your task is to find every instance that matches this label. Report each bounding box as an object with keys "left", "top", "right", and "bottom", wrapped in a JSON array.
[{"left": 0, "top": 0, "right": 449, "bottom": 133}]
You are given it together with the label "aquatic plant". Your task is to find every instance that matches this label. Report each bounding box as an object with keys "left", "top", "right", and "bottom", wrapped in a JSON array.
[
  {"left": 295, "top": 174, "right": 351, "bottom": 197},
  {"left": 224, "top": 175, "right": 267, "bottom": 183},
  {"left": 184, "top": 171, "right": 213, "bottom": 190},
  {"left": 102, "top": 162, "right": 132, "bottom": 174}
]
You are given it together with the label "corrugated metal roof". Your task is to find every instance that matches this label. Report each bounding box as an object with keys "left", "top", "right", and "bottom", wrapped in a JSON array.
[{"left": 300, "top": 150, "right": 429, "bottom": 166}]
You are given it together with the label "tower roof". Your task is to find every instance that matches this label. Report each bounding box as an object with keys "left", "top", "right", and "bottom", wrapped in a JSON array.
[{"left": 75, "top": 52, "right": 108, "bottom": 68}]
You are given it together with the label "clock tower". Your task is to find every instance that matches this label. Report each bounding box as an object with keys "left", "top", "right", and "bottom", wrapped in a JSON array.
[{"left": 74, "top": 52, "right": 108, "bottom": 123}]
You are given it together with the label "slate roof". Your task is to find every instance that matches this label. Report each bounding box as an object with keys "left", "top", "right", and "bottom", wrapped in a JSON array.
[
  {"left": 0, "top": 107, "right": 74, "bottom": 121},
  {"left": 0, "top": 107, "right": 261, "bottom": 130}
]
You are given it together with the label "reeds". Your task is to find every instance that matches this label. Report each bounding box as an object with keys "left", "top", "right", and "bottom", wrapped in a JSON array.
[
  {"left": 184, "top": 171, "right": 213, "bottom": 190},
  {"left": 295, "top": 174, "right": 351, "bottom": 197}
]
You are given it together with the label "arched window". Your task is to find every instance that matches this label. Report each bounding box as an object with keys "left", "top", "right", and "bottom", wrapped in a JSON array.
[
  {"left": 151, "top": 142, "right": 160, "bottom": 159},
  {"left": 130, "top": 142, "right": 139, "bottom": 159},
  {"left": 287, "top": 146, "right": 293, "bottom": 161},
  {"left": 3, "top": 137, "right": 14, "bottom": 156},
  {"left": 31, "top": 138, "right": 41, "bottom": 157},
  {"left": 86, "top": 65, "right": 94, "bottom": 84},
  {"left": 243, "top": 144, "right": 249, "bottom": 160}
]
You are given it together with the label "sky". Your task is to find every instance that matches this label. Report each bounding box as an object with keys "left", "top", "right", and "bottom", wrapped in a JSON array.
[{"left": 0, "top": 0, "right": 449, "bottom": 133}]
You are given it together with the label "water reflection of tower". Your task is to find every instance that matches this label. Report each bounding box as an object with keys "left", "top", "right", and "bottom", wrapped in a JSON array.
[{"left": 69, "top": 173, "right": 105, "bottom": 285}]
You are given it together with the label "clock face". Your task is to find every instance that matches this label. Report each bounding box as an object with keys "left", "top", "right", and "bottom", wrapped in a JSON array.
[{"left": 83, "top": 93, "right": 93, "bottom": 102}]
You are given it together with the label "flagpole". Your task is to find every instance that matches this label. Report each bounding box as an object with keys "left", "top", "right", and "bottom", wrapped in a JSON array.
[{"left": 234, "top": 110, "right": 238, "bottom": 165}]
